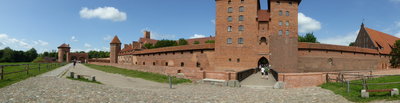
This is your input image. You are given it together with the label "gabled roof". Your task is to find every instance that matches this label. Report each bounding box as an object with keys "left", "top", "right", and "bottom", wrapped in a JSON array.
[
  {"left": 110, "top": 36, "right": 121, "bottom": 44},
  {"left": 58, "top": 43, "right": 70, "bottom": 48},
  {"left": 365, "top": 27, "right": 400, "bottom": 54}
]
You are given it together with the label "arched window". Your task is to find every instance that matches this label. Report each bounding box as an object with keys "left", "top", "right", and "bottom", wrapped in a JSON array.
[
  {"left": 228, "top": 16, "right": 232, "bottom": 22},
  {"left": 286, "top": 30, "right": 290, "bottom": 36},
  {"left": 279, "top": 21, "right": 283, "bottom": 26},
  {"left": 227, "top": 38, "right": 232, "bottom": 44},
  {"left": 239, "top": 15, "right": 244, "bottom": 21},
  {"left": 278, "top": 30, "right": 283, "bottom": 36},
  {"left": 153, "top": 62, "right": 155, "bottom": 65},
  {"left": 279, "top": 10, "right": 283, "bottom": 16},
  {"left": 237, "top": 58, "right": 240, "bottom": 63},
  {"left": 289, "top": 2, "right": 293, "bottom": 6},
  {"left": 229, "top": 58, "right": 232, "bottom": 62},
  {"left": 143, "top": 62, "right": 145, "bottom": 65},
  {"left": 238, "top": 25, "right": 244, "bottom": 31},
  {"left": 260, "top": 37, "right": 267, "bottom": 45},
  {"left": 241, "top": 0, "right": 244, "bottom": 3},
  {"left": 181, "top": 62, "right": 184, "bottom": 67},
  {"left": 228, "top": 7, "right": 233, "bottom": 13},
  {"left": 286, "top": 11, "right": 290, "bottom": 16},
  {"left": 277, "top": 1, "right": 281, "bottom": 5},
  {"left": 196, "top": 62, "right": 201, "bottom": 67},
  {"left": 165, "top": 62, "right": 168, "bottom": 66},
  {"left": 228, "top": 26, "right": 232, "bottom": 32},
  {"left": 239, "top": 6, "right": 244, "bottom": 12},
  {"left": 238, "top": 38, "right": 244, "bottom": 44},
  {"left": 228, "top": 0, "right": 232, "bottom": 4},
  {"left": 286, "top": 21, "right": 289, "bottom": 26}
]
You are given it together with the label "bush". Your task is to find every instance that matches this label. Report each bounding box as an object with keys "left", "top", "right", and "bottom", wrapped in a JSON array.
[
  {"left": 193, "top": 41, "right": 200, "bottom": 44},
  {"left": 178, "top": 38, "right": 188, "bottom": 45},
  {"left": 205, "top": 40, "right": 215, "bottom": 44},
  {"left": 153, "top": 40, "right": 178, "bottom": 48},
  {"left": 32, "top": 57, "right": 45, "bottom": 63}
]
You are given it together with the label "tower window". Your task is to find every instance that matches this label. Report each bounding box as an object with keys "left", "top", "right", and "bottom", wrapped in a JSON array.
[
  {"left": 279, "top": 30, "right": 283, "bottom": 36},
  {"left": 239, "top": 15, "right": 244, "bottom": 21},
  {"left": 239, "top": 6, "right": 244, "bottom": 12},
  {"left": 286, "top": 30, "right": 290, "bottom": 36},
  {"left": 241, "top": 0, "right": 244, "bottom": 3},
  {"left": 143, "top": 62, "right": 145, "bottom": 65},
  {"left": 277, "top": 1, "right": 280, "bottom": 5},
  {"left": 238, "top": 38, "right": 244, "bottom": 44},
  {"left": 165, "top": 62, "right": 168, "bottom": 66},
  {"left": 279, "top": 10, "right": 283, "bottom": 16},
  {"left": 237, "top": 58, "right": 240, "bottom": 63},
  {"left": 181, "top": 62, "right": 184, "bottom": 67},
  {"left": 286, "top": 21, "right": 290, "bottom": 26},
  {"left": 153, "top": 62, "right": 155, "bottom": 65},
  {"left": 279, "top": 21, "right": 283, "bottom": 26},
  {"left": 228, "top": 16, "right": 232, "bottom": 22},
  {"left": 286, "top": 11, "right": 290, "bottom": 16},
  {"left": 228, "top": 0, "right": 232, "bottom": 4},
  {"left": 239, "top": 25, "right": 244, "bottom": 31},
  {"left": 228, "top": 7, "right": 233, "bottom": 13},
  {"left": 196, "top": 62, "right": 201, "bottom": 67},
  {"left": 227, "top": 38, "right": 232, "bottom": 44},
  {"left": 228, "top": 26, "right": 232, "bottom": 32},
  {"left": 229, "top": 58, "right": 232, "bottom": 62},
  {"left": 289, "top": 2, "right": 293, "bottom": 6}
]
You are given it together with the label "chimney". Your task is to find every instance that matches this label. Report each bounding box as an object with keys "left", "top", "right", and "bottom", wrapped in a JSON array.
[{"left": 144, "top": 31, "right": 151, "bottom": 39}]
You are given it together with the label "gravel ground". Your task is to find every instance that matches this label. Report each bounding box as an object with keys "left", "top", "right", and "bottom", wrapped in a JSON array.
[{"left": 0, "top": 76, "right": 353, "bottom": 103}]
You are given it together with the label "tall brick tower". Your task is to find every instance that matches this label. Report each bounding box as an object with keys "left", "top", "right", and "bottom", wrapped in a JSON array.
[
  {"left": 110, "top": 36, "right": 121, "bottom": 63},
  {"left": 214, "top": 0, "right": 301, "bottom": 72}
]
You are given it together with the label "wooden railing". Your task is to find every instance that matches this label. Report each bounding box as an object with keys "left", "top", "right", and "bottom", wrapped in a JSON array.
[
  {"left": 0, "top": 63, "right": 66, "bottom": 80},
  {"left": 270, "top": 69, "right": 279, "bottom": 81},
  {"left": 236, "top": 68, "right": 256, "bottom": 81}
]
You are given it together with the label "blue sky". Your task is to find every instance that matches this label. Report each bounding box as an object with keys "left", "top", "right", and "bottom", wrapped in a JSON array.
[{"left": 0, "top": 0, "right": 399, "bottom": 53}]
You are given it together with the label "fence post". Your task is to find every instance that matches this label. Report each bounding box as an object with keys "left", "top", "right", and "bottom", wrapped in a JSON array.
[
  {"left": 169, "top": 75, "right": 172, "bottom": 89},
  {"left": 26, "top": 65, "right": 29, "bottom": 75},
  {"left": 347, "top": 80, "right": 350, "bottom": 93},
  {"left": 38, "top": 64, "right": 41, "bottom": 72},
  {"left": 326, "top": 74, "right": 329, "bottom": 83},
  {"left": 1, "top": 66, "right": 3, "bottom": 80}
]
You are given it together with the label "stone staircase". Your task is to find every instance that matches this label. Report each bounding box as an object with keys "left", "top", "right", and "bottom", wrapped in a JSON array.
[{"left": 239, "top": 72, "right": 277, "bottom": 89}]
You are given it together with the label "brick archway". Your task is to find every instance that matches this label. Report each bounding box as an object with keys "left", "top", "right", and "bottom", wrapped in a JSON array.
[{"left": 258, "top": 57, "right": 269, "bottom": 69}]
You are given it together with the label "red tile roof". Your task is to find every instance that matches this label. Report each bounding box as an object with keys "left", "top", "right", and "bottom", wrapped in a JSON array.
[
  {"left": 298, "top": 42, "right": 379, "bottom": 54},
  {"left": 258, "top": 10, "right": 270, "bottom": 21},
  {"left": 110, "top": 36, "right": 121, "bottom": 44},
  {"left": 365, "top": 27, "right": 400, "bottom": 54},
  {"left": 58, "top": 43, "right": 70, "bottom": 48},
  {"left": 120, "top": 44, "right": 215, "bottom": 55}
]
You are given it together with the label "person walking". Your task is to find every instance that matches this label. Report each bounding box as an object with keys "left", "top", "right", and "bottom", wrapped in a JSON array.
[
  {"left": 260, "top": 66, "right": 265, "bottom": 79},
  {"left": 73, "top": 60, "right": 77, "bottom": 68},
  {"left": 265, "top": 66, "right": 270, "bottom": 80}
]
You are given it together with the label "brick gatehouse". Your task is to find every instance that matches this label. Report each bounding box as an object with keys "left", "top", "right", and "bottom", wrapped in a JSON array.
[{"left": 94, "top": 0, "right": 399, "bottom": 88}]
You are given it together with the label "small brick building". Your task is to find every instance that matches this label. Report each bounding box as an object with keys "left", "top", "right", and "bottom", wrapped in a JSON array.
[{"left": 103, "top": 0, "right": 399, "bottom": 87}]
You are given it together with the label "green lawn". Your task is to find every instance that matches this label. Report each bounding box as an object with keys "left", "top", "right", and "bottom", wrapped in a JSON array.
[
  {"left": 84, "top": 64, "right": 191, "bottom": 84},
  {"left": 0, "top": 62, "right": 65, "bottom": 88},
  {"left": 67, "top": 77, "right": 102, "bottom": 84},
  {"left": 321, "top": 76, "right": 400, "bottom": 102}
]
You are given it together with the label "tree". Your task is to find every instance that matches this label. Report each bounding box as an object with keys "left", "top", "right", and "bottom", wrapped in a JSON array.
[
  {"left": 193, "top": 41, "right": 200, "bottom": 44},
  {"left": 153, "top": 40, "right": 178, "bottom": 48},
  {"left": 178, "top": 38, "right": 188, "bottom": 45},
  {"left": 349, "top": 42, "right": 355, "bottom": 46},
  {"left": 205, "top": 40, "right": 215, "bottom": 44},
  {"left": 299, "top": 32, "right": 319, "bottom": 43},
  {"left": 25, "top": 48, "right": 38, "bottom": 62},
  {"left": 1, "top": 47, "right": 15, "bottom": 62},
  {"left": 88, "top": 50, "right": 110, "bottom": 59},
  {"left": 42, "top": 51, "right": 49, "bottom": 57},
  {"left": 144, "top": 43, "right": 154, "bottom": 49},
  {"left": 390, "top": 40, "right": 400, "bottom": 68}
]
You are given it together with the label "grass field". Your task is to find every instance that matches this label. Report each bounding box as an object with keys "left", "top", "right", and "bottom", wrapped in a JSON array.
[
  {"left": 84, "top": 64, "right": 192, "bottom": 84},
  {"left": 321, "top": 76, "right": 400, "bottom": 102},
  {"left": 0, "top": 62, "right": 65, "bottom": 88}
]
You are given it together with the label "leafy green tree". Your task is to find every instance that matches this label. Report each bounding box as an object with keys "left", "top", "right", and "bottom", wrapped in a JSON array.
[
  {"left": 193, "top": 41, "right": 200, "bottom": 44},
  {"left": 42, "top": 51, "right": 49, "bottom": 57},
  {"left": 298, "top": 32, "right": 319, "bottom": 43},
  {"left": 178, "top": 38, "right": 188, "bottom": 45},
  {"left": 88, "top": 50, "right": 110, "bottom": 59},
  {"left": 390, "top": 40, "right": 400, "bottom": 68},
  {"left": 153, "top": 40, "right": 178, "bottom": 48},
  {"left": 205, "top": 40, "right": 215, "bottom": 44},
  {"left": 349, "top": 42, "right": 355, "bottom": 46},
  {"left": 25, "top": 48, "right": 38, "bottom": 62},
  {"left": 144, "top": 43, "right": 154, "bottom": 49},
  {"left": 1, "top": 47, "right": 15, "bottom": 62},
  {"left": 0, "top": 50, "right": 3, "bottom": 60}
]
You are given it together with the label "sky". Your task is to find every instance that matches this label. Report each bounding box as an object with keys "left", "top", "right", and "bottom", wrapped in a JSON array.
[{"left": 0, "top": 0, "right": 400, "bottom": 53}]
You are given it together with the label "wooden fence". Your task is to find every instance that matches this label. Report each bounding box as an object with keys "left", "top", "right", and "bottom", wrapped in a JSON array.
[
  {"left": 326, "top": 71, "right": 400, "bottom": 93},
  {"left": 0, "top": 63, "right": 65, "bottom": 80}
]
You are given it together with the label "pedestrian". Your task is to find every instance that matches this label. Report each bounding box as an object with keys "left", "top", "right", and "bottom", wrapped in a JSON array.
[
  {"left": 73, "top": 60, "right": 77, "bottom": 68},
  {"left": 260, "top": 66, "right": 265, "bottom": 78},
  {"left": 265, "top": 66, "right": 270, "bottom": 80}
]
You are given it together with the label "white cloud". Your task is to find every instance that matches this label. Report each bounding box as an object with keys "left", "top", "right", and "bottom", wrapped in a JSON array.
[
  {"left": 190, "top": 34, "right": 206, "bottom": 39},
  {"left": 390, "top": 0, "right": 400, "bottom": 3},
  {"left": 150, "top": 32, "right": 177, "bottom": 40},
  {"left": 103, "top": 35, "right": 113, "bottom": 41},
  {"left": 84, "top": 43, "right": 92, "bottom": 48},
  {"left": 102, "top": 47, "right": 110, "bottom": 51},
  {"left": 33, "top": 40, "right": 49, "bottom": 46},
  {"left": 80, "top": 7, "right": 127, "bottom": 22},
  {"left": 211, "top": 19, "right": 216, "bottom": 24},
  {"left": 298, "top": 13, "right": 322, "bottom": 33},
  {"left": 71, "top": 36, "right": 78, "bottom": 42},
  {"left": 319, "top": 30, "right": 359, "bottom": 46}
]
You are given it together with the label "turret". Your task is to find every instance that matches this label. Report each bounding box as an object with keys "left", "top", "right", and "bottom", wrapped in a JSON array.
[{"left": 110, "top": 36, "right": 121, "bottom": 63}]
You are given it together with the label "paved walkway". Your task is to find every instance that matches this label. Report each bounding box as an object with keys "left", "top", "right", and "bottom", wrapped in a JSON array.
[
  {"left": 67, "top": 63, "right": 168, "bottom": 89},
  {"left": 240, "top": 72, "right": 277, "bottom": 89},
  {"left": 40, "top": 63, "right": 72, "bottom": 77}
]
